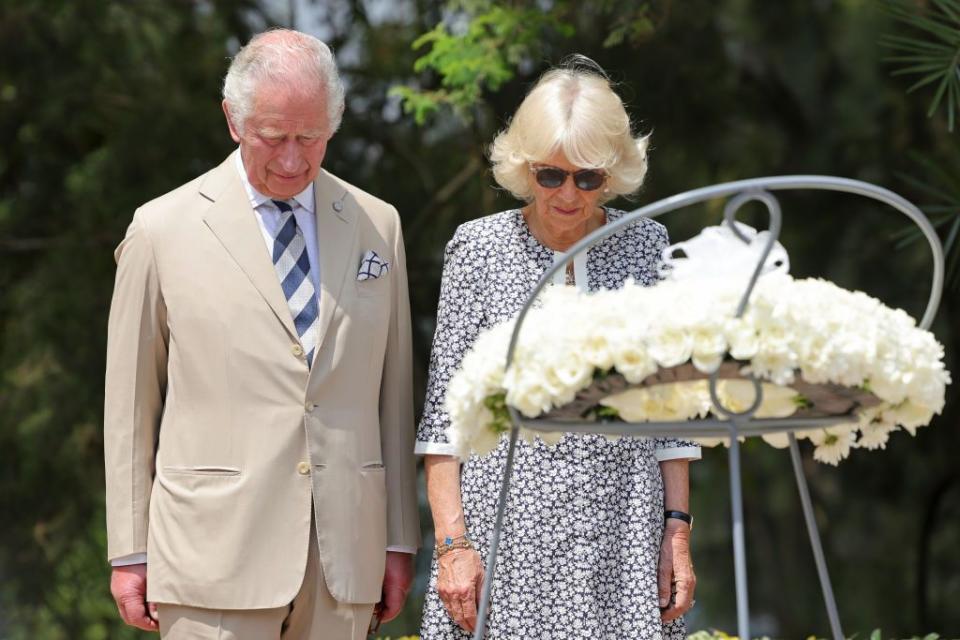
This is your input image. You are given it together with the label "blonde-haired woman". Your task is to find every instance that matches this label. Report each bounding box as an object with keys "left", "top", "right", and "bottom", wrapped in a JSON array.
[{"left": 416, "top": 60, "right": 700, "bottom": 639}]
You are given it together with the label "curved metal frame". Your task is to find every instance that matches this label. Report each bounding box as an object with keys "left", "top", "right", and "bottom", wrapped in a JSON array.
[{"left": 471, "top": 176, "right": 944, "bottom": 640}]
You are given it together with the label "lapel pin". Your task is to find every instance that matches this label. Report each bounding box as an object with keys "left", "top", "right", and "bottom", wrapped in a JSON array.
[{"left": 332, "top": 191, "right": 347, "bottom": 213}]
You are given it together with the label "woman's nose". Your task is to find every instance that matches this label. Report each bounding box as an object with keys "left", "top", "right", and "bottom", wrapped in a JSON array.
[{"left": 557, "top": 175, "right": 579, "bottom": 200}]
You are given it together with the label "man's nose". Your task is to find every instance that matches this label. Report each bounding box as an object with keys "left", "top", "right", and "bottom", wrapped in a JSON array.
[{"left": 277, "top": 140, "right": 303, "bottom": 172}]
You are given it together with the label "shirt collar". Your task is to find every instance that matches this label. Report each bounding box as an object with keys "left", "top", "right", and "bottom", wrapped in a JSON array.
[{"left": 233, "top": 149, "right": 315, "bottom": 214}]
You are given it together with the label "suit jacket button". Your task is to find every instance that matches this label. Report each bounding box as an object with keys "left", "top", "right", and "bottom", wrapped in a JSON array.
[
  {"left": 291, "top": 344, "right": 304, "bottom": 357},
  {"left": 297, "top": 461, "right": 310, "bottom": 475}
]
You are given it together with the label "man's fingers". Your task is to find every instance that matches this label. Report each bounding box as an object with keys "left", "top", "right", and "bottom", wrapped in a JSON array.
[
  {"left": 118, "top": 596, "right": 158, "bottom": 631},
  {"left": 148, "top": 601, "right": 159, "bottom": 622},
  {"left": 111, "top": 565, "right": 154, "bottom": 630},
  {"left": 380, "top": 586, "right": 406, "bottom": 623}
]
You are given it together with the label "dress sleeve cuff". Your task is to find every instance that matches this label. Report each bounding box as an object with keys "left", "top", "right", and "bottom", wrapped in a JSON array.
[
  {"left": 110, "top": 552, "right": 148, "bottom": 566},
  {"left": 655, "top": 446, "right": 702, "bottom": 461},
  {"left": 415, "top": 440, "right": 461, "bottom": 457},
  {"left": 386, "top": 545, "right": 418, "bottom": 554}
]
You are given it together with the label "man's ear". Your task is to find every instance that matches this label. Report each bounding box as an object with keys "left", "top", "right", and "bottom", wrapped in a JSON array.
[{"left": 222, "top": 100, "right": 242, "bottom": 143}]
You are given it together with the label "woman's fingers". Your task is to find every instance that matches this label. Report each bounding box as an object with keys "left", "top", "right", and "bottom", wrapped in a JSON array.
[
  {"left": 673, "top": 572, "right": 695, "bottom": 612},
  {"left": 449, "top": 597, "right": 465, "bottom": 628},
  {"left": 460, "top": 585, "right": 478, "bottom": 632},
  {"left": 438, "top": 548, "right": 486, "bottom": 630},
  {"left": 656, "top": 543, "right": 674, "bottom": 609},
  {"left": 661, "top": 529, "right": 697, "bottom": 621}
]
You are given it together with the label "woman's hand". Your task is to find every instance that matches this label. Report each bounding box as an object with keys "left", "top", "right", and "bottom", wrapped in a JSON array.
[
  {"left": 658, "top": 520, "right": 696, "bottom": 622},
  {"left": 436, "top": 547, "right": 485, "bottom": 632}
]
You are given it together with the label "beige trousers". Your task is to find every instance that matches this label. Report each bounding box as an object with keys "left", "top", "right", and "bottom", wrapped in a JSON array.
[{"left": 158, "top": 524, "right": 376, "bottom": 640}]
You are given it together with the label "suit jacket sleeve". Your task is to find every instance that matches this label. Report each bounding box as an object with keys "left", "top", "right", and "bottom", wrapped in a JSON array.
[
  {"left": 378, "top": 209, "right": 421, "bottom": 550},
  {"left": 103, "top": 211, "right": 168, "bottom": 561}
]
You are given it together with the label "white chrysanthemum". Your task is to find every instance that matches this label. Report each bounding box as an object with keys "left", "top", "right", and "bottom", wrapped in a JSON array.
[
  {"left": 810, "top": 425, "right": 857, "bottom": 465},
  {"left": 882, "top": 400, "right": 935, "bottom": 436},
  {"left": 855, "top": 409, "right": 898, "bottom": 451}
]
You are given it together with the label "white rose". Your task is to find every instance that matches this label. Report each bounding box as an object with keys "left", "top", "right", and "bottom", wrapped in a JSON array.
[
  {"left": 647, "top": 326, "right": 693, "bottom": 368},
  {"left": 612, "top": 343, "right": 658, "bottom": 384}
]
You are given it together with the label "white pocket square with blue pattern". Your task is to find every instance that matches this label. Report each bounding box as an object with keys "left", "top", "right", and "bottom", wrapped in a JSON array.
[{"left": 357, "top": 250, "right": 389, "bottom": 281}]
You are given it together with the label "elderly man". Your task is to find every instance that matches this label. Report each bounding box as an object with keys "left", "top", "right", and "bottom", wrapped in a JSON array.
[{"left": 104, "top": 29, "right": 420, "bottom": 639}]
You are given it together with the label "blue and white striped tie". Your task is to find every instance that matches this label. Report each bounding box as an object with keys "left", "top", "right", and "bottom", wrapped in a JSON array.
[{"left": 271, "top": 200, "right": 319, "bottom": 368}]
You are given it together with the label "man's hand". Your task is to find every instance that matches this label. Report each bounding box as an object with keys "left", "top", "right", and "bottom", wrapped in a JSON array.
[
  {"left": 110, "top": 564, "right": 158, "bottom": 631},
  {"left": 658, "top": 520, "right": 696, "bottom": 622},
  {"left": 436, "top": 547, "right": 484, "bottom": 633},
  {"left": 379, "top": 551, "right": 414, "bottom": 624}
]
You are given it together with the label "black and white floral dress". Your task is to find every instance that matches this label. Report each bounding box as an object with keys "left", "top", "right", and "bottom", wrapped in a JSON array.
[{"left": 416, "top": 209, "right": 701, "bottom": 639}]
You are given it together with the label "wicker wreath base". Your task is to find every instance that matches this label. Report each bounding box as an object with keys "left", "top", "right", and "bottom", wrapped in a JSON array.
[{"left": 541, "top": 361, "right": 881, "bottom": 422}]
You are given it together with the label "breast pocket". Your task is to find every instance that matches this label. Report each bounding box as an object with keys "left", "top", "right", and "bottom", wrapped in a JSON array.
[{"left": 355, "top": 269, "right": 391, "bottom": 298}]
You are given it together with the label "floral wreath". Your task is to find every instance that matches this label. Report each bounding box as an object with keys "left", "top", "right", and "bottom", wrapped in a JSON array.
[{"left": 444, "top": 223, "right": 950, "bottom": 465}]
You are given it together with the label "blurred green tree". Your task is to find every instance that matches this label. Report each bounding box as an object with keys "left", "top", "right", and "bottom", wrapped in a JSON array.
[
  {"left": 1, "top": 0, "right": 957, "bottom": 638},
  {"left": 0, "top": 2, "right": 259, "bottom": 637}
]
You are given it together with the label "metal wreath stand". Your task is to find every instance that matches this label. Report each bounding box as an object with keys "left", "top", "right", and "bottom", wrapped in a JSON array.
[{"left": 471, "top": 176, "right": 945, "bottom": 640}]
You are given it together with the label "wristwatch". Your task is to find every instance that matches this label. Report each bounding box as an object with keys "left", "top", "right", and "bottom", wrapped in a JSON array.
[{"left": 664, "top": 510, "right": 693, "bottom": 530}]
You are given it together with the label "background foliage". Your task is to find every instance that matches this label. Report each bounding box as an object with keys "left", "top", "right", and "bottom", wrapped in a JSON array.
[{"left": 1, "top": 0, "right": 957, "bottom": 638}]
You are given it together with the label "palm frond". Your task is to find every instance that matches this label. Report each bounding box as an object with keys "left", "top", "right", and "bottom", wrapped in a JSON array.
[
  {"left": 891, "top": 63, "right": 954, "bottom": 77},
  {"left": 892, "top": 155, "right": 960, "bottom": 289},
  {"left": 881, "top": 34, "right": 955, "bottom": 54},
  {"left": 882, "top": 0, "right": 960, "bottom": 131},
  {"left": 902, "top": 73, "right": 947, "bottom": 97},
  {"left": 943, "top": 215, "right": 960, "bottom": 255},
  {"left": 934, "top": 0, "right": 960, "bottom": 23}
]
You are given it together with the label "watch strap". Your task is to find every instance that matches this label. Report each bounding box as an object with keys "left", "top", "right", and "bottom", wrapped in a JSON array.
[{"left": 664, "top": 510, "right": 693, "bottom": 529}]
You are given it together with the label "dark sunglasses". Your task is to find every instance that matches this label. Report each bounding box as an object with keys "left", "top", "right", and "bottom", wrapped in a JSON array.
[{"left": 531, "top": 165, "right": 607, "bottom": 191}]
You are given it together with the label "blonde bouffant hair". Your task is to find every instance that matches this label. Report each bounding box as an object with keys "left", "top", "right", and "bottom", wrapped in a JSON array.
[{"left": 489, "top": 58, "right": 649, "bottom": 204}]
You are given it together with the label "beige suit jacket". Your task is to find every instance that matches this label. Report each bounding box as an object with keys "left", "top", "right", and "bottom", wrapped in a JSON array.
[{"left": 104, "top": 152, "right": 420, "bottom": 609}]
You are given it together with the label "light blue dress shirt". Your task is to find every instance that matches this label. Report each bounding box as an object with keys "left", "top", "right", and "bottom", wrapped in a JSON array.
[{"left": 234, "top": 151, "right": 321, "bottom": 296}]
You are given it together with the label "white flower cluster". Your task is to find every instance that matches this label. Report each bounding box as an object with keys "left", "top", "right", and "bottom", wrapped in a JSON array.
[{"left": 444, "top": 275, "right": 950, "bottom": 465}]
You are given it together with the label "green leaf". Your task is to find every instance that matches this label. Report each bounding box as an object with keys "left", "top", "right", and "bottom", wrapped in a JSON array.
[
  {"left": 591, "top": 405, "right": 621, "bottom": 420},
  {"left": 393, "top": 1, "right": 662, "bottom": 125}
]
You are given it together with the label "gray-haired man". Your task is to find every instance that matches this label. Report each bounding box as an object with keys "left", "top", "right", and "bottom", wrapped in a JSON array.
[{"left": 104, "top": 29, "right": 420, "bottom": 639}]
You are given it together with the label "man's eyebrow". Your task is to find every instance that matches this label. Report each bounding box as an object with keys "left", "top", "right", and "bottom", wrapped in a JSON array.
[
  {"left": 254, "top": 127, "right": 326, "bottom": 139},
  {"left": 255, "top": 126, "right": 285, "bottom": 138}
]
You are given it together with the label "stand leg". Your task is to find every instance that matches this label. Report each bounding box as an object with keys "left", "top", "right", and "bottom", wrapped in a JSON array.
[
  {"left": 473, "top": 426, "right": 521, "bottom": 640},
  {"left": 788, "top": 434, "right": 844, "bottom": 640},
  {"left": 728, "top": 423, "right": 751, "bottom": 640}
]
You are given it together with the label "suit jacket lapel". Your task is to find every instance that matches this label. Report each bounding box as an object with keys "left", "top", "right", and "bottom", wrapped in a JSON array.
[
  {"left": 312, "top": 170, "right": 359, "bottom": 360},
  {"left": 200, "top": 153, "right": 299, "bottom": 342}
]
